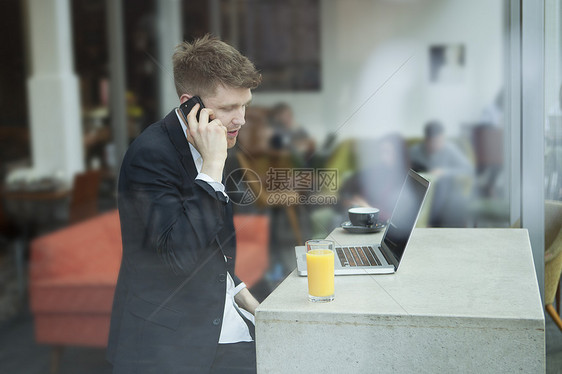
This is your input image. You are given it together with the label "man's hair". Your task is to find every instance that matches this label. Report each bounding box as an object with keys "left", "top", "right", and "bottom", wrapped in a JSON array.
[
  {"left": 424, "top": 120, "right": 444, "bottom": 139},
  {"left": 269, "top": 102, "right": 292, "bottom": 121},
  {"left": 173, "top": 34, "right": 262, "bottom": 98}
]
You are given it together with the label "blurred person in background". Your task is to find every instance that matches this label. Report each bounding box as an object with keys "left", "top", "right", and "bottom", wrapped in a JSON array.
[
  {"left": 107, "top": 35, "right": 262, "bottom": 374},
  {"left": 340, "top": 133, "right": 410, "bottom": 222},
  {"left": 546, "top": 82, "right": 562, "bottom": 141},
  {"left": 480, "top": 89, "right": 504, "bottom": 127},
  {"left": 310, "top": 133, "right": 409, "bottom": 239},
  {"left": 545, "top": 83, "right": 562, "bottom": 200},
  {"left": 268, "top": 102, "right": 316, "bottom": 166},
  {"left": 410, "top": 120, "right": 473, "bottom": 226}
]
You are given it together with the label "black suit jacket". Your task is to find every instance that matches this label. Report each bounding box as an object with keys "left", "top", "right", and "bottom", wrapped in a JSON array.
[{"left": 107, "top": 110, "right": 241, "bottom": 373}]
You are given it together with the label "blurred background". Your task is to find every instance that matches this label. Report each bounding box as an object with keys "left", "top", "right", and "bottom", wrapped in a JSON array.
[{"left": 0, "top": 0, "right": 561, "bottom": 372}]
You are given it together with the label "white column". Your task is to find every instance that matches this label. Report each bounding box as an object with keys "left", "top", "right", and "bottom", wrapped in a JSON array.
[
  {"left": 106, "top": 0, "right": 128, "bottom": 170},
  {"left": 157, "top": 0, "right": 183, "bottom": 117},
  {"left": 521, "top": 0, "right": 545, "bottom": 299},
  {"left": 25, "top": 0, "right": 84, "bottom": 184},
  {"left": 545, "top": 0, "right": 561, "bottom": 108},
  {"left": 508, "top": 0, "right": 521, "bottom": 225}
]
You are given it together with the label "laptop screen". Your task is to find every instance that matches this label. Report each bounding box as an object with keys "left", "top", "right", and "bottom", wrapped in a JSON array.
[{"left": 382, "top": 170, "right": 430, "bottom": 264}]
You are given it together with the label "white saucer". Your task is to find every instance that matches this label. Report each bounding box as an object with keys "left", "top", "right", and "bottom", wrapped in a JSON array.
[{"left": 341, "top": 221, "right": 386, "bottom": 234}]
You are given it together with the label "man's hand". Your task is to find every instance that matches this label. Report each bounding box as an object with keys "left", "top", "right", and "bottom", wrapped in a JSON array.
[
  {"left": 234, "top": 287, "right": 260, "bottom": 316},
  {"left": 185, "top": 103, "right": 228, "bottom": 181}
]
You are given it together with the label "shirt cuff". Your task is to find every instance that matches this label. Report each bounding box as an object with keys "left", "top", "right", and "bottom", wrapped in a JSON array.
[
  {"left": 196, "top": 172, "right": 229, "bottom": 202},
  {"left": 233, "top": 281, "right": 247, "bottom": 296}
]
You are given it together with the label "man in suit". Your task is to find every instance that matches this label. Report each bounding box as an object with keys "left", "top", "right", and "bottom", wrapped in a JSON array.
[{"left": 107, "top": 35, "right": 262, "bottom": 373}]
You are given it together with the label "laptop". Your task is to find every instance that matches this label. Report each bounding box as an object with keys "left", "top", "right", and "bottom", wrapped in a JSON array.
[{"left": 296, "top": 169, "right": 430, "bottom": 276}]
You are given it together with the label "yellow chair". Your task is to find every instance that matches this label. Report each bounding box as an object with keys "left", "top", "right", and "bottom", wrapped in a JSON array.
[{"left": 545, "top": 199, "right": 562, "bottom": 331}]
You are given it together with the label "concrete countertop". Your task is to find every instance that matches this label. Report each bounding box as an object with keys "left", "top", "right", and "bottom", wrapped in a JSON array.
[{"left": 256, "top": 228, "right": 545, "bottom": 373}]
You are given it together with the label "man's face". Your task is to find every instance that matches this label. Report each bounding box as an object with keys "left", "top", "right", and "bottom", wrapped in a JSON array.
[
  {"left": 276, "top": 108, "right": 294, "bottom": 128},
  {"left": 425, "top": 134, "right": 445, "bottom": 154},
  {"left": 201, "top": 85, "right": 252, "bottom": 149}
]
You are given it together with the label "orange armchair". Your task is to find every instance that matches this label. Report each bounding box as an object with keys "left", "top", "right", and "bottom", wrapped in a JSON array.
[
  {"left": 29, "top": 210, "right": 269, "bottom": 371},
  {"left": 234, "top": 214, "right": 270, "bottom": 288},
  {"left": 29, "top": 210, "right": 122, "bottom": 348}
]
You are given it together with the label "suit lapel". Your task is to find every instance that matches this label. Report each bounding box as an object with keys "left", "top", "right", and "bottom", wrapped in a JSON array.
[
  {"left": 163, "top": 109, "right": 236, "bottom": 262},
  {"left": 163, "top": 110, "right": 198, "bottom": 181}
]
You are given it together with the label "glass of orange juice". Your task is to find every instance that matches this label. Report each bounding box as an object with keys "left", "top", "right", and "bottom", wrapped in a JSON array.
[{"left": 306, "top": 239, "right": 335, "bottom": 302}]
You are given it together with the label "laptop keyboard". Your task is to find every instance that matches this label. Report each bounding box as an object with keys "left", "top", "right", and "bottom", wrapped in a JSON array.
[{"left": 336, "top": 246, "right": 389, "bottom": 267}]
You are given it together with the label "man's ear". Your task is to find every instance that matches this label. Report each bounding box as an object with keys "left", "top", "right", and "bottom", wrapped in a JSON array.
[{"left": 179, "top": 94, "right": 193, "bottom": 104}]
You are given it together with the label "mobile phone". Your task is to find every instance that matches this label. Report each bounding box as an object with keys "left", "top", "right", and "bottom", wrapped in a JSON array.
[{"left": 179, "top": 96, "right": 205, "bottom": 122}]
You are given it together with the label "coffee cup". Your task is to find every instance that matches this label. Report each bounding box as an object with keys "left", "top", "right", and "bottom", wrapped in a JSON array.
[{"left": 348, "top": 207, "right": 380, "bottom": 227}]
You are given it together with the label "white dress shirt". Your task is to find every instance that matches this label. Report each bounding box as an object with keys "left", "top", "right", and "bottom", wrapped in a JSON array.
[{"left": 175, "top": 109, "right": 254, "bottom": 343}]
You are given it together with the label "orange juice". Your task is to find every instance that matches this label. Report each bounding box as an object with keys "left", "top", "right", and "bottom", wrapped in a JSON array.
[{"left": 306, "top": 249, "right": 335, "bottom": 297}]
